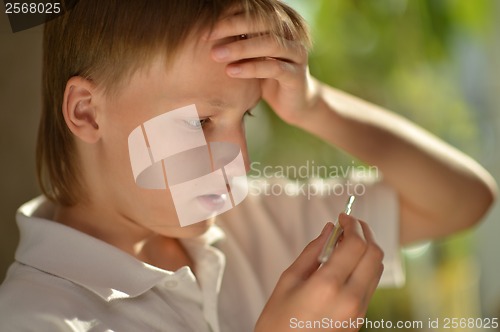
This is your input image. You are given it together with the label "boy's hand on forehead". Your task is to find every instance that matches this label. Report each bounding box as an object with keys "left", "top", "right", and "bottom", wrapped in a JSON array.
[{"left": 207, "top": 13, "right": 320, "bottom": 125}]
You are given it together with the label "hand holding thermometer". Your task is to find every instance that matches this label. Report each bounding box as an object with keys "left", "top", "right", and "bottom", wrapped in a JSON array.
[{"left": 318, "top": 195, "right": 356, "bottom": 263}]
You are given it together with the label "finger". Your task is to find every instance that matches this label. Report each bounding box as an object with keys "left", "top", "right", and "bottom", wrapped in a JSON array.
[
  {"left": 315, "top": 215, "right": 368, "bottom": 283},
  {"left": 211, "top": 35, "right": 306, "bottom": 64},
  {"left": 354, "top": 219, "right": 377, "bottom": 246},
  {"left": 341, "top": 262, "right": 383, "bottom": 317},
  {"left": 345, "top": 221, "right": 385, "bottom": 309},
  {"left": 360, "top": 262, "right": 384, "bottom": 312},
  {"left": 205, "top": 13, "right": 268, "bottom": 40},
  {"left": 225, "top": 57, "right": 302, "bottom": 84},
  {"left": 280, "top": 222, "right": 334, "bottom": 288},
  {"left": 347, "top": 220, "right": 384, "bottom": 282}
]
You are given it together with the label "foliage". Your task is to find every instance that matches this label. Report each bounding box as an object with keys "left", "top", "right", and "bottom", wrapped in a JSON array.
[{"left": 247, "top": 0, "right": 495, "bottom": 327}]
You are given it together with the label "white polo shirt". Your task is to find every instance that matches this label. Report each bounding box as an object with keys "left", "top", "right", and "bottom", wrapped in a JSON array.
[{"left": 0, "top": 180, "right": 403, "bottom": 332}]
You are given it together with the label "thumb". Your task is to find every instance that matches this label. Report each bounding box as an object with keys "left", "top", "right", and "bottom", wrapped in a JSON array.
[{"left": 283, "top": 222, "right": 334, "bottom": 286}]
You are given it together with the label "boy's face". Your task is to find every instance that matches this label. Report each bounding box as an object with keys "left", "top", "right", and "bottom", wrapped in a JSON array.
[{"left": 92, "top": 34, "right": 261, "bottom": 238}]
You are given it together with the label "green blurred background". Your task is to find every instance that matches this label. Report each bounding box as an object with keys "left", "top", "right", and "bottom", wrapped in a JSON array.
[
  {"left": 244, "top": 0, "right": 500, "bottom": 330},
  {"left": 1, "top": 1, "right": 499, "bottom": 331}
]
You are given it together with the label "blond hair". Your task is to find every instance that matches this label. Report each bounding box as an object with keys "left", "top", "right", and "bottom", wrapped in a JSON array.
[{"left": 37, "top": 0, "right": 310, "bottom": 205}]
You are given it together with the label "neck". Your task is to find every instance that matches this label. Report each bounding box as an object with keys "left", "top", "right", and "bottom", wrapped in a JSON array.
[{"left": 53, "top": 202, "right": 195, "bottom": 272}]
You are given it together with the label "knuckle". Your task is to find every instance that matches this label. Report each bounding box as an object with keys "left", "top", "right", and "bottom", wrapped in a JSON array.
[
  {"left": 302, "top": 237, "right": 320, "bottom": 254},
  {"left": 341, "top": 294, "right": 362, "bottom": 316},
  {"left": 280, "top": 61, "right": 296, "bottom": 75},
  {"left": 379, "top": 263, "right": 385, "bottom": 277},
  {"left": 323, "top": 280, "right": 342, "bottom": 298},
  {"left": 248, "top": 61, "right": 259, "bottom": 74},
  {"left": 276, "top": 267, "right": 295, "bottom": 289},
  {"left": 231, "top": 42, "right": 244, "bottom": 56},
  {"left": 348, "top": 235, "right": 367, "bottom": 254},
  {"left": 280, "top": 266, "right": 295, "bottom": 281},
  {"left": 314, "top": 273, "right": 342, "bottom": 295},
  {"left": 270, "top": 61, "right": 285, "bottom": 76},
  {"left": 368, "top": 243, "right": 385, "bottom": 261},
  {"left": 358, "top": 219, "right": 369, "bottom": 228}
]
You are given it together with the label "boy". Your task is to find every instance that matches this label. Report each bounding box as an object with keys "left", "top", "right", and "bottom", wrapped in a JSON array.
[{"left": 0, "top": 0, "right": 496, "bottom": 331}]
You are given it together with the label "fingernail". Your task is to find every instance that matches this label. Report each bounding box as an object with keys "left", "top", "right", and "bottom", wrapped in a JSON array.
[
  {"left": 227, "top": 65, "right": 242, "bottom": 75},
  {"left": 213, "top": 47, "right": 229, "bottom": 60},
  {"left": 339, "top": 213, "right": 350, "bottom": 220}
]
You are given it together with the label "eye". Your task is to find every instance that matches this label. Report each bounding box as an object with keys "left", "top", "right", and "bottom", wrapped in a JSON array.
[
  {"left": 183, "top": 118, "right": 209, "bottom": 129},
  {"left": 244, "top": 109, "right": 255, "bottom": 118}
]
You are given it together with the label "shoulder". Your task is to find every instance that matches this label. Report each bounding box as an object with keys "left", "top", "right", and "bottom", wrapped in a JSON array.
[{"left": 0, "top": 263, "right": 95, "bottom": 331}]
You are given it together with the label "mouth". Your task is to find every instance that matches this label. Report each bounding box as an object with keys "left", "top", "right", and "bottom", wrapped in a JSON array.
[{"left": 196, "top": 193, "right": 229, "bottom": 211}]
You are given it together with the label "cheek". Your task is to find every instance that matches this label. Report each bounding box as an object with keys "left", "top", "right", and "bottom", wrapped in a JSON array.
[
  {"left": 97, "top": 122, "right": 180, "bottom": 227},
  {"left": 130, "top": 188, "right": 180, "bottom": 226},
  {"left": 108, "top": 165, "right": 182, "bottom": 228}
]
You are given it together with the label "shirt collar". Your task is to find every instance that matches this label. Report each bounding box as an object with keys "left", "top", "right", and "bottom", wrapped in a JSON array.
[{"left": 15, "top": 196, "right": 226, "bottom": 302}]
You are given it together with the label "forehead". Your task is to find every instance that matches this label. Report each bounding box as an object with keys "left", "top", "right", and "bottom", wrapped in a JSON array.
[{"left": 120, "top": 35, "right": 261, "bottom": 118}]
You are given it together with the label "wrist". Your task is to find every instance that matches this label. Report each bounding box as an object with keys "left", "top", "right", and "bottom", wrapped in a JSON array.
[
  {"left": 284, "top": 76, "right": 325, "bottom": 127},
  {"left": 288, "top": 83, "right": 352, "bottom": 150}
]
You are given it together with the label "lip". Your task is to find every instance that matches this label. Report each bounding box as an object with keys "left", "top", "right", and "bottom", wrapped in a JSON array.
[{"left": 196, "top": 193, "right": 228, "bottom": 212}]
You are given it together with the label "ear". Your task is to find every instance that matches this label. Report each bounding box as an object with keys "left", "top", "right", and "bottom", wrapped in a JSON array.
[{"left": 62, "top": 76, "right": 101, "bottom": 144}]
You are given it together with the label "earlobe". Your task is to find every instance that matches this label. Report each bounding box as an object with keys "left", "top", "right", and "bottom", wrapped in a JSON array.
[{"left": 63, "top": 76, "right": 101, "bottom": 143}]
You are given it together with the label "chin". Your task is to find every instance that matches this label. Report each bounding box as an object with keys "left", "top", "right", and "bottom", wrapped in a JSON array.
[
  {"left": 155, "top": 218, "right": 215, "bottom": 239},
  {"left": 181, "top": 219, "right": 214, "bottom": 237}
]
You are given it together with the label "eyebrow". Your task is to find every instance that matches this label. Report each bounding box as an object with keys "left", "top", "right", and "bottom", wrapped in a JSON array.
[
  {"left": 206, "top": 99, "right": 231, "bottom": 111},
  {"left": 205, "top": 96, "right": 261, "bottom": 112}
]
